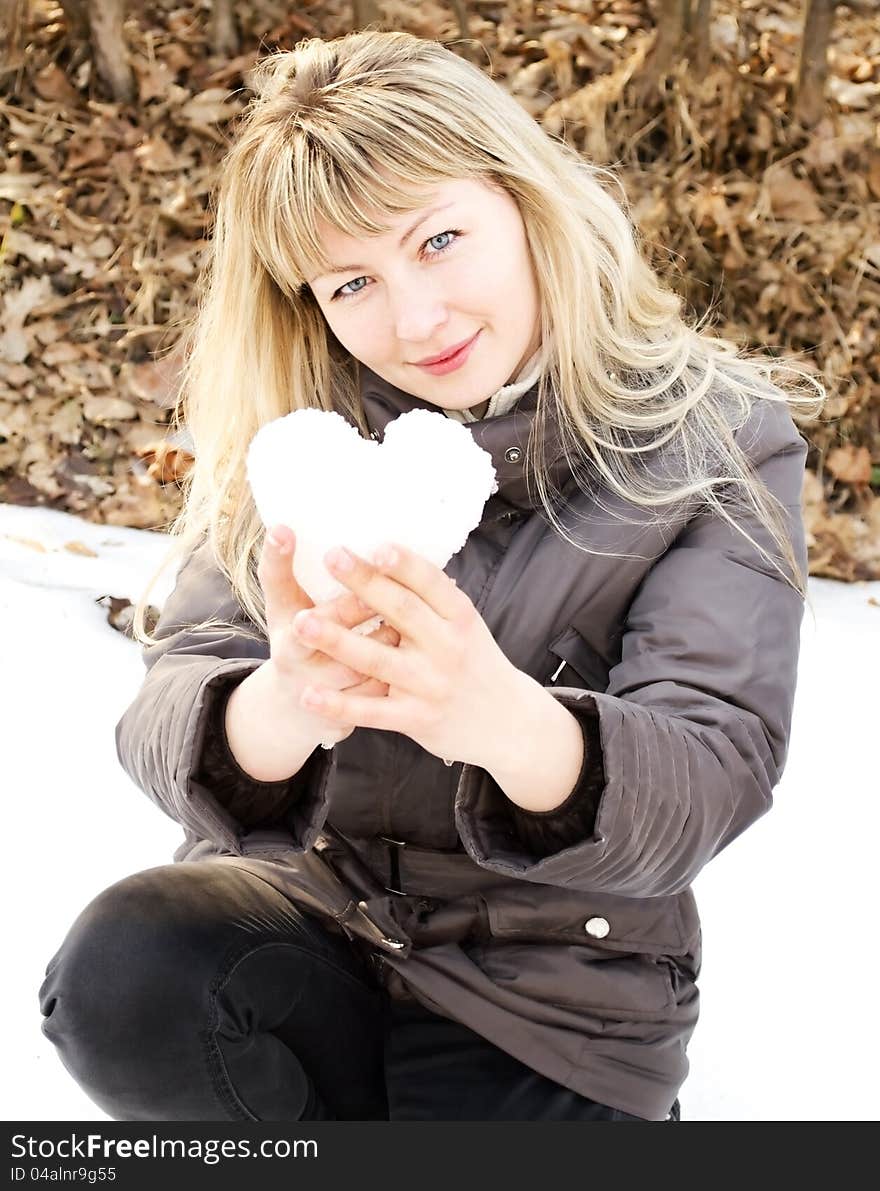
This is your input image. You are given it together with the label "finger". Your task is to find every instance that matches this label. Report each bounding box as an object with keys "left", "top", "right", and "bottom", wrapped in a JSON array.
[
  {"left": 292, "top": 610, "right": 411, "bottom": 692},
  {"left": 371, "top": 623, "right": 401, "bottom": 647},
  {"left": 277, "top": 600, "right": 380, "bottom": 676},
  {"left": 314, "top": 622, "right": 399, "bottom": 683},
  {"left": 299, "top": 682, "right": 408, "bottom": 732},
  {"left": 332, "top": 676, "right": 392, "bottom": 742},
  {"left": 258, "top": 525, "right": 312, "bottom": 624},
  {"left": 323, "top": 543, "right": 464, "bottom": 648},
  {"left": 348, "top": 675, "right": 391, "bottom": 697},
  {"left": 306, "top": 622, "right": 399, "bottom": 688},
  {"left": 318, "top": 589, "right": 381, "bottom": 633},
  {"left": 369, "top": 542, "right": 465, "bottom": 622}
]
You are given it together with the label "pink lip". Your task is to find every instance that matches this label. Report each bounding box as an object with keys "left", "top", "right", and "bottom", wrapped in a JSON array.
[{"left": 413, "top": 330, "right": 481, "bottom": 375}]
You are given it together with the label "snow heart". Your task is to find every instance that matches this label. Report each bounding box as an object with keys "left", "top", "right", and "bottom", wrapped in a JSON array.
[{"left": 246, "top": 406, "right": 499, "bottom": 638}]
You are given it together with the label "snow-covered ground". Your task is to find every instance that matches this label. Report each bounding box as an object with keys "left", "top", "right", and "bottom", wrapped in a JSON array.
[{"left": 3, "top": 500, "right": 878, "bottom": 1122}]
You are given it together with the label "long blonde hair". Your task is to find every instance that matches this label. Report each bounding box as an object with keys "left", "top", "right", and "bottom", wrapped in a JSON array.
[{"left": 132, "top": 29, "right": 825, "bottom": 649}]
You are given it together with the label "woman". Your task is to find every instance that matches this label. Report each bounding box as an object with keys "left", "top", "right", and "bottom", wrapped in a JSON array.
[{"left": 38, "top": 30, "right": 824, "bottom": 1122}]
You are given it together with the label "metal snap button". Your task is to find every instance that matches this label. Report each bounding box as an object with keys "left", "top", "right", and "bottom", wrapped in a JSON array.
[
  {"left": 504, "top": 446, "right": 522, "bottom": 463},
  {"left": 369, "top": 430, "right": 380, "bottom": 440},
  {"left": 584, "top": 916, "right": 610, "bottom": 939}
]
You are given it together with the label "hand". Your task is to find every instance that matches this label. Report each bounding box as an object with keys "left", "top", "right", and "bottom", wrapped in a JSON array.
[
  {"left": 288, "top": 540, "right": 523, "bottom": 768},
  {"left": 258, "top": 524, "right": 401, "bottom": 747}
]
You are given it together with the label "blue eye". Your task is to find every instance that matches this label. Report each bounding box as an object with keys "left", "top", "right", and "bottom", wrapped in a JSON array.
[
  {"left": 338, "top": 276, "right": 368, "bottom": 298},
  {"left": 426, "top": 230, "right": 456, "bottom": 252},
  {"left": 332, "top": 228, "right": 464, "bottom": 302}
]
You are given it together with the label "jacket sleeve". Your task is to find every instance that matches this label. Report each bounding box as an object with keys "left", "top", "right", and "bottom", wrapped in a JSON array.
[
  {"left": 191, "top": 667, "right": 330, "bottom": 830},
  {"left": 505, "top": 712, "right": 605, "bottom": 856},
  {"left": 454, "top": 399, "right": 810, "bottom": 896},
  {"left": 114, "top": 533, "right": 335, "bottom": 855}
]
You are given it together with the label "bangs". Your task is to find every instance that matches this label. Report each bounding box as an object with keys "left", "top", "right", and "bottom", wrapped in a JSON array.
[{"left": 242, "top": 110, "right": 479, "bottom": 295}]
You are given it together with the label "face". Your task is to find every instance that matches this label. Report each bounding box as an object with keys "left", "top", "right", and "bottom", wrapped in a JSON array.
[{"left": 306, "top": 177, "right": 542, "bottom": 416}]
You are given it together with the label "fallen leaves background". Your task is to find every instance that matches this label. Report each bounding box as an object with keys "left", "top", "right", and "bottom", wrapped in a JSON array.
[{"left": 1, "top": 0, "right": 878, "bottom": 580}]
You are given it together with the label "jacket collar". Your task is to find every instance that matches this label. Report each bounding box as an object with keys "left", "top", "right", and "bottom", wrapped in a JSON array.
[{"left": 357, "top": 363, "right": 576, "bottom": 513}]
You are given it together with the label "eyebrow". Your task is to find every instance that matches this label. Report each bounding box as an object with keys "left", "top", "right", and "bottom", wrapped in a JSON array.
[{"left": 311, "top": 202, "right": 456, "bottom": 282}]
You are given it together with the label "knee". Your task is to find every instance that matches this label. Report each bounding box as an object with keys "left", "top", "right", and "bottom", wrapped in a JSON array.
[{"left": 38, "top": 865, "right": 216, "bottom": 1054}]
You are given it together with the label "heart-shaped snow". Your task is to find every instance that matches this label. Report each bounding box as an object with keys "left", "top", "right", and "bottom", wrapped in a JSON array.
[{"left": 246, "top": 405, "right": 498, "bottom": 628}]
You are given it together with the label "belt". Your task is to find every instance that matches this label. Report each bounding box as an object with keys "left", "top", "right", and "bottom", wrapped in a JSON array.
[
  {"left": 313, "top": 829, "right": 511, "bottom": 957},
  {"left": 353, "top": 833, "right": 511, "bottom": 899}
]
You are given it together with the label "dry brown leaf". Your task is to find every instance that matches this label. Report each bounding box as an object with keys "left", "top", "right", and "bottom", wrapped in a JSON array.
[
  {"left": 0, "top": 0, "right": 876, "bottom": 581},
  {"left": 123, "top": 346, "right": 187, "bottom": 409},
  {"left": 826, "top": 445, "right": 873, "bottom": 485},
  {"left": 95, "top": 593, "right": 161, "bottom": 637},
  {"left": 133, "top": 58, "right": 179, "bottom": 104},
  {"left": 2, "top": 534, "right": 48, "bottom": 553},
  {"left": 827, "top": 77, "right": 880, "bottom": 109},
  {"left": 764, "top": 165, "right": 824, "bottom": 223},
  {"left": 82, "top": 396, "right": 139, "bottom": 425},
  {"left": 133, "top": 135, "right": 179, "bottom": 173},
  {"left": 177, "top": 88, "right": 244, "bottom": 127},
  {"left": 32, "top": 63, "right": 81, "bottom": 106},
  {"left": 63, "top": 540, "right": 98, "bottom": 558},
  {"left": 134, "top": 441, "right": 195, "bottom": 485},
  {"left": 65, "top": 136, "right": 110, "bottom": 172},
  {"left": 868, "top": 154, "right": 880, "bottom": 201}
]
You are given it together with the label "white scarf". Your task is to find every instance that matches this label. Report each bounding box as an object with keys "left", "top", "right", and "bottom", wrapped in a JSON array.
[{"left": 440, "top": 345, "right": 544, "bottom": 423}]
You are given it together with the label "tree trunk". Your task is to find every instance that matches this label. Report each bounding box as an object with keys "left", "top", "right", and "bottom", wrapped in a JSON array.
[
  {"left": 60, "top": 0, "right": 136, "bottom": 103},
  {"left": 58, "top": 0, "right": 90, "bottom": 44},
  {"left": 795, "top": 0, "right": 835, "bottom": 127},
  {"left": 208, "top": 0, "right": 239, "bottom": 58},
  {"left": 89, "top": 0, "right": 135, "bottom": 103},
  {"left": 353, "top": 0, "right": 382, "bottom": 28},
  {"left": 691, "top": 0, "right": 712, "bottom": 79},
  {"left": 647, "top": 0, "right": 691, "bottom": 80},
  {"left": 632, "top": 0, "right": 692, "bottom": 106},
  {"left": 1, "top": 0, "right": 29, "bottom": 77},
  {"left": 450, "top": 0, "right": 470, "bottom": 39}
]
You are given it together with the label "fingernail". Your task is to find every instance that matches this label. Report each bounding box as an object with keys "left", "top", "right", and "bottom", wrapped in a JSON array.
[
  {"left": 372, "top": 544, "right": 398, "bottom": 568},
  {"left": 328, "top": 547, "right": 354, "bottom": 572},
  {"left": 295, "top": 613, "right": 320, "bottom": 639},
  {"left": 268, "top": 528, "right": 291, "bottom": 554}
]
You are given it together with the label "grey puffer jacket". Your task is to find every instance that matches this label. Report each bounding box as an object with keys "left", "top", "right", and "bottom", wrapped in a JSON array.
[{"left": 115, "top": 363, "right": 809, "bottom": 1120}]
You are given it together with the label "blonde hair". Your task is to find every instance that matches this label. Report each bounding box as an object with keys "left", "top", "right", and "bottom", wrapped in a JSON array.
[{"left": 132, "top": 29, "right": 825, "bottom": 649}]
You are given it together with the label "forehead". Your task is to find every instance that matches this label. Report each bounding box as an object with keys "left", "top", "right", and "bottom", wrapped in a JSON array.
[
  {"left": 298, "top": 177, "right": 505, "bottom": 289},
  {"left": 315, "top": 177, "right": 493, "bottom": 245}
]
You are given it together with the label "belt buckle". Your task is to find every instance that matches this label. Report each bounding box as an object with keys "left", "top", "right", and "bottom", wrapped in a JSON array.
[
  {"left": 351, "top": 901, "right": 407, "bottom": 952},
  {"left": 377, "top": 834, "right": 408, "bottom": 895}
]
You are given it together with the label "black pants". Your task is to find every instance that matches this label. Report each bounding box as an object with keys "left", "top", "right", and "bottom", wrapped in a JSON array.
[{"left": 38, "top": 861, "right": 680, "bottom": 1122}]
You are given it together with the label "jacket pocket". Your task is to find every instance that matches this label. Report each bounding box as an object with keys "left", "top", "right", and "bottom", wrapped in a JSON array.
[
  {"left": 480, "top": 884, "right": 695, "bottom": 955},
  {"left": 546, "top": 625, "right": 609, "bottom": 690},
  {"left": 474, "top": 885, "right": 694, "bottom": 1021},
  {"left": 473, "top": 939, "right": 676, "bottom": 1020}
]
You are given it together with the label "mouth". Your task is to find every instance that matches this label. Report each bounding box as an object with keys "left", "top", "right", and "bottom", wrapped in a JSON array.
[{"left": 412, "top": 330, "right": 482, "bottom": 375}]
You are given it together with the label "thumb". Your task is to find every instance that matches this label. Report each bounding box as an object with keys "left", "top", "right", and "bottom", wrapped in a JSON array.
[{"left": 260, "top": 524, "right": 313, "bottom": 621}]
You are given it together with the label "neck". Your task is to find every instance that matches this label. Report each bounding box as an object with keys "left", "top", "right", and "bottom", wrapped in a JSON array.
[{"left": 443, "top": 344, "right": 544, "bottom": 424}]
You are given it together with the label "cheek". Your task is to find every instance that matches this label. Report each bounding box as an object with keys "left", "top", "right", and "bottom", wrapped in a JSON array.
[
  {"left": 456, "top": 253, "right": 514, "bottom": 307},
  {"left": 504, "top": 243, "right": 541, "bottom": 319},
  {"left": 481, "top": 245, "right": 540, "bottom": 340},
  {"left": 486, "top": 231, "right": 533, "bottom": 296},
  {"left": 323, "top": 309, "right": 383, "bottom": 359}
]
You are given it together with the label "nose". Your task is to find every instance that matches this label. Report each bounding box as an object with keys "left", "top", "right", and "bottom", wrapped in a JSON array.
[{"left": 389, "top": 282, "right": 449, "bottom": 348}]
